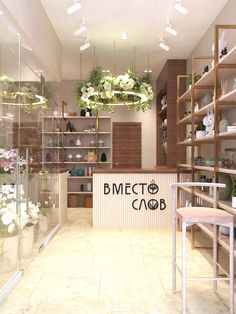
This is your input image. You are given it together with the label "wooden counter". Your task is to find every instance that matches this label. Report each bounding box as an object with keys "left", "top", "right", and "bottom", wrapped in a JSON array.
[
  {"left": 93, "top": 169, "right": 190, "bottom": 228},
  {"left": 93, "top": 167, "right": 178, "bottom": 174}
]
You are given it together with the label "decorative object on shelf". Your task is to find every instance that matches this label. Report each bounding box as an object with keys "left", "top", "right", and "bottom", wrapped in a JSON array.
[
  {"left": 220, "top": 79, "right": 228, "bottom": 96},
  {"left": 85, "top": 111, "right": 90, "bottom": 117},
  {"left": 75, "top": 154, "right": 82, "bottom": 162},
  {"left": 186, "top": 73, "right": 201, "bottom": 89},
  {"left": 76, "top": 168, "right": 84, "bottom": 176},
  {"left": 80, "top": 109, "right": 92, "bottom": 116},
  {"left": 195, "top": 121, "right": 206, "bottom": 139},
  {"left": 101, "top": 152, "right": 107, "bottom": 162},
  {"left": 194, "top": 103, "right": 199, "bottom": 112},
  {"left": 45, "top": 152, "right": 52, "bottom": 162},
  {"left": 220, "top": 47, "right": 228, "bottom": 58},
  {"left": 70, "top": 139, "right": 75, "bottom": 146},
  {"left": 194, "top": 156, "right": 203, "bottom": 166},
  {"left": 219, "top": 225, "right": 230, "bottom": 235},
  {"left": 203, "top": 111, "right": 214, "bottom": 136},
  {"left": 85, "top": 151, "right": 97, "bottom": 162},
  {"left": 219, "top": 117, "right": 230, "bottom": 133},
  {"left": 204, "top": 157, "right": 214, "bottom": 167},
  {"left": 161, "top": 95, "right": 167, "bottom": 109},
  {"left": 98, "top": 139, "right": 104, "bottom": 147},
  {"left": 66, "top": 121, "right": 73, "bottom": 132},
  {"left": 76, "top": 67, "right": 154, "bottom": 112},
  {"left": 224, "top": 148, "right": 236, "bottom": 169},
  {"left": 67, "top": 153, "right": 74, "bottom": 162},
  {"left": 0, "top": 75, "right": 50, "bottom": 113},
  {"left": 218, "top": 155, "right": 224, "bottom": 167},
  {"left": 69, "top": 112, "right": 77, "bottom": 116},
  {"left": 202, "top": 91, "right": 213, "bottom": 106},
  {"left": 87, "top": 182, "right": 92, "bottom": 192},
  {"left": 202, "top": 65, "right": 209, "bottom": 75},
  {"left": 76, "top": 136, "right": 82, "bottom": 146},
  {"left": 90, "top": 140, "right": 95, "bottom": 147},
  {"left": 80, "top": 184, "right": 84, "bottom": 192},
  {"left": 53, "top": 110, "right": 59, "bottom": 117}
]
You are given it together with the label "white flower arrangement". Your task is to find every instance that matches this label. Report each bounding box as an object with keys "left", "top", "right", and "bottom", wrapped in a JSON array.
[
  {"left": 77, "top": 68, "right": 154, "bottom": 112},
  {"left": 0, "top": 184, "right": 39, "bottom": 237}
]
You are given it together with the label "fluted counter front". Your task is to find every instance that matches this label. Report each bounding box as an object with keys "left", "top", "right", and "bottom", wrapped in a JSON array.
[{"left": 93, "top": 168, "right": 188, "bottom": 228}]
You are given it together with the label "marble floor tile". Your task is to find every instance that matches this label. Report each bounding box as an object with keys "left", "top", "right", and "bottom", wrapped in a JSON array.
[{"left": 0, "top": 208, "right": 235, "bottom": 314}]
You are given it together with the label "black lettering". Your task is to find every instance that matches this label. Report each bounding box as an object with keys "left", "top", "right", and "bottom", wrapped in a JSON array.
[
  {"left": 160, "top": 199, "right": 166, "bottom": 210},
  {"left": 132, "top": 183, "right": 138, "bottom": 195},
  {"left": 104, "top": 183, "right": 110, "bottom": 195},
  {"left": 132, "top": 199, "right": 138, "bottom": 210},
  {"left": 139, "top": 183, "right": 147, "bottom": 195},
  {"left": 125, "top": 183, "right": 131, "bottom": 195},
  {"left": 139, "top": 199, "right": 147, "bottom": 210},
  {"left": 113, "top": 183, "right": 123, "bottom": 195}
]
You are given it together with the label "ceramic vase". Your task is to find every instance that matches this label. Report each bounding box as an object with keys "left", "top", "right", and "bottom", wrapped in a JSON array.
[
  {"left": 20, "top": 225, "right": 35, "bottom": 258},
  {"left": 0, "top": 234, "right": 19, "bottom": 274},
  {"left": 219, "top": 118, "right": 230, "bottom": 133},
  {"left": 196, "top": 131, "right": 206, "bottom": 139}
]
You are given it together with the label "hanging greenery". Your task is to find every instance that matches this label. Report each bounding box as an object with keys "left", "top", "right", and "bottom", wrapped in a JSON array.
[
  {"left": 76, "top": 67, "right": 154, "bottom": 113},
  {"left": 0, "top": 75, "right": 50, "bottom": 113}
]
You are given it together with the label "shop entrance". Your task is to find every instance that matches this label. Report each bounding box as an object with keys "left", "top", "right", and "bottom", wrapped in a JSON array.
[{"left": 112, "top": 122, "right": 141, "bottom": 168}]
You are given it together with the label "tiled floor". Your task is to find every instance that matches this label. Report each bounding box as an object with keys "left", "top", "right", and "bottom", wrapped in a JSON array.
[{"left": 0, "top": 208, "right": 234, "bottom": 314}]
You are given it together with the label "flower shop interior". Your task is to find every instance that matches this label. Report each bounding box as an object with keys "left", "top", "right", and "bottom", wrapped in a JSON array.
[{"left": 1, "top": 0, "right": 236, "bottom": 313}]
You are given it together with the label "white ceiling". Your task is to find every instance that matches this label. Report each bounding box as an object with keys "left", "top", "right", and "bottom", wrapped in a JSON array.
[{"left": 40, "top": 0, "right": 229, "bottom": 80}]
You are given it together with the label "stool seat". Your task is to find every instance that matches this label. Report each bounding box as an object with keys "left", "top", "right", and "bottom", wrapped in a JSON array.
[{"left": 177, "top": 207, "right": 234, "bottom": 225}]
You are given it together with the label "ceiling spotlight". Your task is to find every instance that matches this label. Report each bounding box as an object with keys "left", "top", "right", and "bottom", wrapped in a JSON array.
[
  {"left": 74, "top": 23, "right": 86, "bottom": 36},
  {"left": 0, "top": 10, "right": 3, "bottom": 15},
  {"left": 159, "top": 39, "right": 170, "bottom": 51},
  {"left": 174, "top": 0, "right": 188, "bottom": 15},
  {"left": 102, "top": 69, "right": 110, "bottom": 73},
  {"left": 21, "top": 43, "right": 32, "bottom": 51},
  {"left": 121, "top": 32, "right": 128, "bottom": 40},
  {"left": 165, "top": 23, "right": 177, "bottom": 36},
  {"left": 144, "top": 70, "right": 152, "bottom": 73},
  {"left": 67, "top": 0, "right": 81, "bottom": 15},
  {"left": 80, "top": 39, "right": 90, "bottom": 51}
]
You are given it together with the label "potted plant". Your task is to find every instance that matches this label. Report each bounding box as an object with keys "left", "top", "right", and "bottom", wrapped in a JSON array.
[
  {"left": 186, "top": 73, "right": 202, "bottom": 89},
  {"left": 194, "top": 156, "right": 203, "bottom": 166},
  {"left": 195, "top": 121, "right": 206, "bottom": 139}
]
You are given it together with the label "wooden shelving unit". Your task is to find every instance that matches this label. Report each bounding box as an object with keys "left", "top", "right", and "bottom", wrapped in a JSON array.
[
  {"left": 156, "top": 59, "right": 186, "bottom": 167},
  {"left": 41, "top": 103, "right": 111, "bottom": 207},
  {"left": 177, "top": 24, "right": 236, "bottom": 256}
]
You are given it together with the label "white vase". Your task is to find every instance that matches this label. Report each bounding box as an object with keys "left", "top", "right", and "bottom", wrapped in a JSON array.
[
  {"left": 0, "top": 234, "right": 19, "bottom": 274},
  {"left": 219, "top": 118, "right": 230, "bottom": 133},
  {"left": 196, "top": 131, "right": 206, "bottom": 139},
  {"left": 232, "top": 196, "right": 236, "bottom": 209},
  {"left": 20, "top": 225, "right": 35, "bottom": 258}
]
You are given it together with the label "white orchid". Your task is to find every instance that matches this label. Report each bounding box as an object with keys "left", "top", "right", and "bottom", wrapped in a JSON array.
[
  {"left": 103, "top": 81, "right": 111, "bottom": 91},
  {"left": 1, "top": 211, "right": 15, "bottom": 225}
]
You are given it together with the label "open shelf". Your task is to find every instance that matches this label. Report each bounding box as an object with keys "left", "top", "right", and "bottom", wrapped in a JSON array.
[
  {"left": 194, "top": 67, "right": 214, "bottom": 87},
  {"left": 218, "top": 200, "right": 236, "bottom": 215},
  {"left": 219, "top": 88, "right": 236, "bottom": 102},
  {"left": 197, "top": 223, "right": 236, "bottom": 257},
  {"left": 67, "top": 191, "right": 93, "bottom": 195},
  {"left": 217, "top": 131, "right": 236, "bottom": 139},
  {"left": 178, "top": 139, "right": 192, "bottom": 146},
  {"left": 193, "top": 165, "right": 214, "bottom": 172},
  {"left": 218, "top": 168, "right": 236, "bottom": 175},
  {"left": 193, "top": 102, "right": 214, "bottom": 117},
  {"left": 178, "top": 163, "right": 191, "bottom": 169},
  {"left": 193, "top": 135, "right": 214, "bottom": 144},
  {"left": 178, "top": 115, "right": 192, "bottom": 125},
  {"left": 158, "top": 105, "right": 167, "bottom": 116},
  {"left": 68, "top": 176, "right": 92, "bottom": 179}
]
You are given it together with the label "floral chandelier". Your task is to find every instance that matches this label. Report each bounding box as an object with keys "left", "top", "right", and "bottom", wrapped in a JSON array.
[
  {"left": 0, "top": 75, "right": 50, "bottom": 113},
  {"left": 77, "top": 68, "right": 154, "bottom": 112}
]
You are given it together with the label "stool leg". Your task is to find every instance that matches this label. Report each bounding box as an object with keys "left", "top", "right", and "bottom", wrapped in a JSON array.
[
  {"left": 172, "top": 189, "right": 177, "bottom": 292},
  {"left": 213, "top": 224, "right": 217, "bottom": 292},
  {"left": 229, "top": 224, "right": 234, "bottom": 314},
  {"left": 182, "top": 222, "right": 187, "bottom": 314}
]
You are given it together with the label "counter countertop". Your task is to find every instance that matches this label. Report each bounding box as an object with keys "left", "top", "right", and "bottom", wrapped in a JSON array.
[{"left": 93, "top": 167, "right": 182, "bottom": 174}]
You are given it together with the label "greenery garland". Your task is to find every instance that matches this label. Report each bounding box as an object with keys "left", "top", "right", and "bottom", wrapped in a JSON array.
[
  {"left": 0, "top": 75, "right": 50, "bottom": 113},
  {"left": 76, "top": 67, "right": 154, "bottom": 112}
]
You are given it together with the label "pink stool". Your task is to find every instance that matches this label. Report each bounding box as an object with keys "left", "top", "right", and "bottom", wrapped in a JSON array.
[{"left": 170, "top": 182, "right": 234, "bottom": 314}]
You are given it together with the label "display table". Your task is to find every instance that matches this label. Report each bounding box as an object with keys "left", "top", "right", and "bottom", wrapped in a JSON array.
[{"left": 93, "top": 167, "right": 187, "bottom": 228}]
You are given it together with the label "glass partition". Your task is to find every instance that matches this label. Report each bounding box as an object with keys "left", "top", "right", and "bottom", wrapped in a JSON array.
[{"left": 0, "top": 6, "right": 61, "bottom": 295}]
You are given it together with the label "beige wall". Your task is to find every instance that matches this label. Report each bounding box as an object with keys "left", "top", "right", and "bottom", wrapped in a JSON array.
[
  {"left": 1, "top": 0, "right": 62, "bottom": 81},
  {"left": 61, "top": 80, "right": 156, "bottom": 168}
]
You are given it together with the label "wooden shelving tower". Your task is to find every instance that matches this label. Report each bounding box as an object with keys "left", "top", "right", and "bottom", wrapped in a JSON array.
[
  {"left": 41, "top": 102, "right": 111, "bottom": 207},
  {"left": 177, "top": 24, "right": 236, "bottom": 254},
  {"left": 156, "top": 59, "right": 186, "bottom": 167}
]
